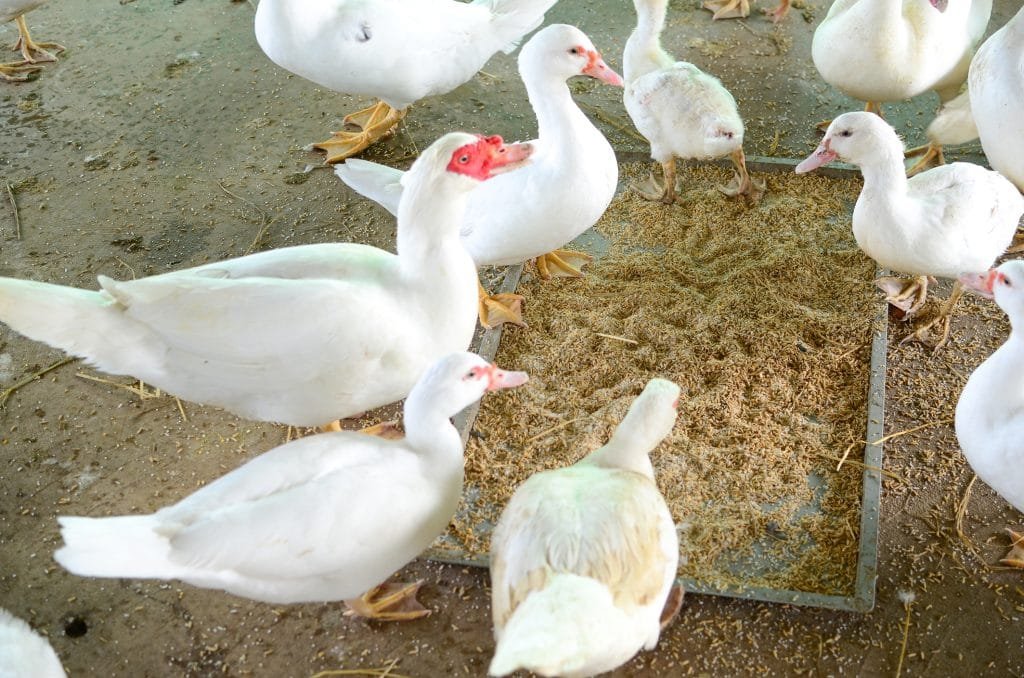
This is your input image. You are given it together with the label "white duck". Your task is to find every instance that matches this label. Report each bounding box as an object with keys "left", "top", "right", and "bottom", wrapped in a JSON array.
[
  {"left": 55, "top": 352, "right": 528, "bottom": 620},
  {"left": 812, "top": 0, "right": 991, "bottom": 173},
  {"left": 335, "top": 24, "right": 622, "bottom": 328},
  {"left": 489, "top": 378, "right": 683, "bottom": 678},
  {"left": 1, "top": 0, "right": 63, "bottom": 82},
  {"left": 956, "top": 261, "right": 1024, "bottom": 568},
  {"left": 0, "top": 608, "right": 66, "bottom": 678},
  {"left": 796, "top": 111, "right": 1024, "bottom": 348},
  {"left": 253, "top": 0, "right": 557, "bottom": 163},
  {"left": 969, "top": 3, "right": 1024, "bottom": 192},
  {"left": 624, "top": 0, "right": 763, "bottom": 204},
  {"left": 0, "top": 132, "right": 531, "bottom": 428}
]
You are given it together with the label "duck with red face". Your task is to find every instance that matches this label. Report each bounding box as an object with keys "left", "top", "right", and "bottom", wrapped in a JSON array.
[
  {"left": 956, "top": 260, "right": 1024, "bottom": 569},
  {"left": 0, "top": 132, "right": 533, "bottom": 430}
]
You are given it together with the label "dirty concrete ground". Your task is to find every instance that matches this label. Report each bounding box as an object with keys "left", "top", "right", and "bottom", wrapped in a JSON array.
[{"left": 1, "top": 0, "right": 1023, "bottom": 675}]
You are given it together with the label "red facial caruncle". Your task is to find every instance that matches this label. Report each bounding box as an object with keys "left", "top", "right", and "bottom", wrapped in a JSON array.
[
  {"left": 576, "top": 45, "right": 623, "bottom": 87},
  {"left": 446, "top": 135, "right": 533, "bottom": 181}
]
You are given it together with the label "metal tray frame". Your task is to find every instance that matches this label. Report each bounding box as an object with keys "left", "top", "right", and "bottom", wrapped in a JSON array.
[{"left": 431, "top": 154, "right": 886, "bottom": 613}]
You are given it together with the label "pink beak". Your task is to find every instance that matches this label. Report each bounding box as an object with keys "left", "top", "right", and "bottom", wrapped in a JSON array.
[
  {"left": 486, "top": 138, "right": 534, "bottom": 178},
  {"left": 582, "top": 50, "right": 624, "bottom": 87},
  {"left": 795, "top": 138, "right": 839, "bottom": 174},
  {"left": 484, "top": 364, "right": 529, "bottom": 391},
  {"left": 958, "top": 269, "right": 999, "bottom": 299}
]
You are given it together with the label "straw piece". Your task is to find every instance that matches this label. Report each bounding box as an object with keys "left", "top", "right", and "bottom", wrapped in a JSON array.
[
  {"left": 895, "top": 591, "right": 915, "bottom": 678},
  {"left": 594, "top": 332, "right": 639, "bottom": 345},
  {"left": 4, "top": 180, "right": 20, "bottom": 240},
  {"left": 310, "top": 658, "right": 409, "bottom": 678},
  {"left": 0, "top": 357, "right": 75, "bottom": 408},
  {"left": 868, "top": 418, "right": 954, "bottom": 446},
  {"left": 218, "top": 181, "right": 276, "bottom": 255}
]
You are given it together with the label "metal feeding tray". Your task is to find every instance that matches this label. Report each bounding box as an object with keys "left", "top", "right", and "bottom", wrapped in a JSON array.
[{"left": 428, "top": 155, "right": 886, "bottom": 613}]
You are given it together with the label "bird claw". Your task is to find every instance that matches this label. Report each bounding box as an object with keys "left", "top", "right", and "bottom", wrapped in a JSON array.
[
  {"left": 344, "top": 580, "right": 431, "bottom": 622},
  {"left": 718, "top": 172, "right": 765, "bottom": 204},
  {"left": 761, "top": 0, "right": 791, "bottom": 23},
  {"left": 358, "top": 420, "right": 404, "bottom": 440},
  {"left": 630, "top": 173, "right": 679, "bottom": 204},
  {"left": 703, "top": 0, "right": 750, "bottom": 19},
  {"left": 898, "top": 316, "right": 951, "bottom": 353},
  {"left": 478, "top": 292, "right": 527, "bottom": 329},
  {"left": 876, "top": 276, "right": 930, "bottom": 319},
  {"left": 0, "top": 62, "right": 42, "bottom": 82},
  {"left": 535, "top": 249, "right": 593, "bottom": 279},
  {"left": 1000, "top": 529, "right": 1024, "bottom": 568}
]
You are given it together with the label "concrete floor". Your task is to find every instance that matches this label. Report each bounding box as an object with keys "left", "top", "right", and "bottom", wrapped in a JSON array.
[{"left": 0, "top": 0, "right": 1022, "bottom": 675}]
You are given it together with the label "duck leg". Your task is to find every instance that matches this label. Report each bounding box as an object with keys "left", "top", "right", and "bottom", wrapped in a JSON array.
[
  {"left": 631, "top": 160, "right": 680, "bottom": 204},
  {"left": 876, "top": 275, "right": 931, "bottom": 319},
  {"left": 1000, "top": 529, "right": 1024, "bottom": 568},
  {"left": 0, "top": 60, "right": 41, "bottom": 82},
  {"left": 313, "top": 101, "right": 407, "bottom": 163},
  {"left": 719, "top": 148, "right": 765, "bottom": 203},
  {"left": 358, "top": 419, "right": 403, "bottom": 439},
  {"left": 702, "top": 0, "right": 750, "bottom": 19},
  {"left": 904, "top": 142, "right": 945, "bottom": 177},
  {"left": 535, "top": 249, "right": 593, "bottom": 279},
  {"left": 344, "top": 580, "right": 431, "bottom": 622},
  {"left": 899, "top": 280, "right": 964, "bottom": 350},
  {"left": 317, "top": 419, "right": 403, "bottom": 437},
  {"left": 762, "top": 0, "right": 791, "bottom": 22},
  {"left": 478, "top": 278, "right": 526, "bottom": 329},
  {"left": 12, "top": 16, "right": 64, "bottom": 64}
]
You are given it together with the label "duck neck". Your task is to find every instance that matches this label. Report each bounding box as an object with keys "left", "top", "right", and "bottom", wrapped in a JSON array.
[
  {"left": 525, "top": 69, "right": 592, "bottom": 147},
  {"left": 396, "top": 176, "right": 475, "bottom": 270},
  {"left": 625, "top": 0, "right": 673, "bottom": 83},
  {"left": 402, "top": 393, "right": 466, "bottom": 470},
  {"left": 581, "top": 429, "right": 656, "bottom": 480},
  {"left": 856, "top": 142, "right": 909, "bottom": 202}
]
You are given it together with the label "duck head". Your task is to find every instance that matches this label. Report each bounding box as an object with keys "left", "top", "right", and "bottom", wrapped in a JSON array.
[
  {"left": 519, "top": 24, "right": 623, "bottom": 87},
  {"left": 960, "top": 261, "right": 1024, "bottom": 327},
  {"left": 406, "top": 352, "right": 529, "bottom": 420},
  {"left": 403, "top": 132, "right": 533, "bottom": 193},
  {"left": 796, "top": 111, "right": 901, "bottom": 173}
]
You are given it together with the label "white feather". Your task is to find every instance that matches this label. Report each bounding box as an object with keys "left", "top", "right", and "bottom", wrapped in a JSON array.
[
  {"left": 0, "top": 133, "right": 484, "bottom": 427},
  {"left": 254, "top": 0, "right": 557, "bottom": 110},
  {"left": 0, "top": 608, "right": 66, "bottom": 678}
]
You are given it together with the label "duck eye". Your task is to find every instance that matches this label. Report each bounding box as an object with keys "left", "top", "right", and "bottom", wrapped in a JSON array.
[
  {"left": 465, "top": 368, "right": 479, "bottom": 379},
  {"left": 839, "top": 129, "right": 852, "bottom": 138},
  {"left": 569, "top": 46, "right": 581, "bottom": 55},
  {"left": 1002, "top": 275, "right": 1012, "bottom": 287},
  {"left": 458, "top": 155, "right": 469, "bottom": 164}
]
